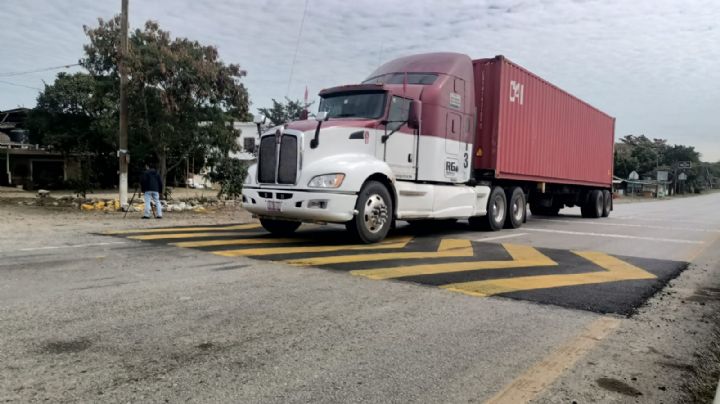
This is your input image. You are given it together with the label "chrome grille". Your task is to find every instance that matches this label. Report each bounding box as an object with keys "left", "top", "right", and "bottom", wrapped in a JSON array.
[{"left": 258, "top": 134, "right": 298, "bottom": 184}]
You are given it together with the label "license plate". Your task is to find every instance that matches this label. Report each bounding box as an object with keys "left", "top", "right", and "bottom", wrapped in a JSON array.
[{"left": 266, "top": 200, "right": 282, "bottom": 212}]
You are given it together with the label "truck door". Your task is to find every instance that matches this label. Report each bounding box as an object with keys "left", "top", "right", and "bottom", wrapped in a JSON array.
[
  {"left": 383, "top": 96, "right": 417, "bottom": 180},
  {"left": 444, "top": 77, "right": 466, "bottom": 182}
]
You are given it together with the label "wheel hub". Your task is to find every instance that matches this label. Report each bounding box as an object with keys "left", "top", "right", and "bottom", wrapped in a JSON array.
[
  {"left": 364, "top": 194, "right": 388, "bottom": 234},
  {"left": 493, "top": 196, "right": 505, "bottom": 223}
]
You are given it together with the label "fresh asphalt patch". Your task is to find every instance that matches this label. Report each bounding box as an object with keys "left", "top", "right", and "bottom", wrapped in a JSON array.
[{"left": 104, "top": 224, "right": 688, "bottom": 315}]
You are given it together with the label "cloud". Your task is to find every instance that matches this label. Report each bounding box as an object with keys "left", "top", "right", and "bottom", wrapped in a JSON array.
[{"left": 1, "top": 0, "right": 719, "bottom": 160}]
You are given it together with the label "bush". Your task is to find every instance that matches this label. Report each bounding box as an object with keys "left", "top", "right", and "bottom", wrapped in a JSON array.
[{"left": 207, "top": 157, "right": 248, "bottom": 200}]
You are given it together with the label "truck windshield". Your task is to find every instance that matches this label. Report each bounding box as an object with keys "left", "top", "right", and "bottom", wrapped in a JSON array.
[{"left": 318, "top": 91, "right": 387, "bottom": 119}]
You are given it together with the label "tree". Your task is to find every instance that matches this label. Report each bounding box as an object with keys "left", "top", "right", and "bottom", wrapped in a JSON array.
[
  {"left": 29, "top": 72, "right": 115, "bottom": 153},
  {"left": 80, "top": 17, "right": 251, "bottom": 191},
  {"left": 27, "top": 72, "right": 117, "bottom": 190},
  {"left": 257, "top": 97, "right": 314, "bottom": 126}
]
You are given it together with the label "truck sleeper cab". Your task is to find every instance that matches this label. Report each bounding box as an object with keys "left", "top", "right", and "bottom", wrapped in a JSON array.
[{"left": 242, "top": 53, "right": 614, "bottom": 243}]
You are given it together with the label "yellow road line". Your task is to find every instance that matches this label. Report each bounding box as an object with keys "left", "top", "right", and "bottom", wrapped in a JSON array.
[
  {"left": 172, "top": 237, "right": 309, "bottom": 248},
  {"left": 442, "top": 250, "right": 655, "bottom": 297},
  {"left": 106, "top": 224, "right": 260, "bottom": 235},
  {"left": 128, "top": 232, "right": 257, "bottom": 240},
  {"left": 213, "top": 236, "right": 413, "bottom": 257},
  {"left": 286, "top": 238, "right": 473, "bottom": 266},
  {"left": 350, "top": 244, "right": 556, "bottom": 280},
  {"left": 484, "top": 316, "right": 622, "bottom": 404},
  {"left": 685, "top": 232, "right": 720, "bottom": 262}
]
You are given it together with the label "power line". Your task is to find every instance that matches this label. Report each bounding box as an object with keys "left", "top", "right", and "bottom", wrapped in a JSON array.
[
  {"left": 0, "top": 63, "right": 81, "bottom": 77},
  {"left": 0, "top": 79, "right": 42, "bottom": 91},
  {"left": 285, "top": 0, "right": 309, "bottom": 97}
]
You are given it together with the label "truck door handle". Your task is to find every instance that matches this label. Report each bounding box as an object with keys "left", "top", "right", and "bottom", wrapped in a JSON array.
[{"left": 407, "top": 154, "right": 413, "bottom": 163}]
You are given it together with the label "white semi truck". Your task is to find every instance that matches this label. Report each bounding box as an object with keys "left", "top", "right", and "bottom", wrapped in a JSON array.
[{"left": 242, "top": 53, "right": 615, "bottom": 243}]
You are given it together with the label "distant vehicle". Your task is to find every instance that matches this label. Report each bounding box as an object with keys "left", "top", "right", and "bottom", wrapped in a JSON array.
[{"left": 242, "top": 53, "right": 615, "bottom": 243}]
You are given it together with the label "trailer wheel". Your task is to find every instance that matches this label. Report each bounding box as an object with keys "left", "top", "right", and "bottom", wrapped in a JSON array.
[
  {"left": 470, "top": 186, "right": 506, "bottom": 231},
  {"left": 582, "top": 190, "right": 604, "bottom": 218},
  {"left": 504, "top": 187, "right": 525, "bottom": 229},
  {"left": 602, "top": 190, "right": 612, "bottom": 217},
  {"left": 346, "top": 180, "right": 393, "bottom": 243},
  {"left": 260, "top": 218, "right": 301, "bottom": 235}
]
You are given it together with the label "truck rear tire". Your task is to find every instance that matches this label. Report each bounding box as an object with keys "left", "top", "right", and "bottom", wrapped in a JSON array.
[
  {"left": 260, "top": 218, "right": 301, "bottom": 235},
  {"left": 504, "top": 187, "right": 525, "bottom": 229},
  {"left": 581, "top": 190, "right": 604, "bottom": 218},
  {"left": 602, "top": 190, "right": 612, "bottom": 217},
  {"left": 470, "top": 186, "right": 506, "bottom": 231},
  {"left": 346, "top": 181, "right": 393, "bottom": 243}
]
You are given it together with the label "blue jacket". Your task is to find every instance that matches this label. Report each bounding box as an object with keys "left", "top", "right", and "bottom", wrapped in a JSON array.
[{"left": 140, "top": 169, "right": 163, "bottom": 193}]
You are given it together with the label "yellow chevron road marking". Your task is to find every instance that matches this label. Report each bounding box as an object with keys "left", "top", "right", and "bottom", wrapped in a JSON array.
[
  {"left": 213, "top": 236, "right": 413, "bottom": 257},
  {"left": 107, "top": 224, "right": 260, "bottom": 235},
  {"left": 350, "top": 244, "right": 556, "bottom": 280},
  {"left": 286, "top": 239, "right": 473, "bottom": 266},
  {"left": 441, "top": 250, "right": 656, "bottom": 297},
  {"left": 129, "top": 231, "right": 257, "bottom": 240},
  {"left": 172, "top": 237, "right": 310, "bottom": 248}
]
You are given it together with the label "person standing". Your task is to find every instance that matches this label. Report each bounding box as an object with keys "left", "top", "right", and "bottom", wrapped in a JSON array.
[{"left": 140, "top": 162, "right": 163, "bottom": 219}]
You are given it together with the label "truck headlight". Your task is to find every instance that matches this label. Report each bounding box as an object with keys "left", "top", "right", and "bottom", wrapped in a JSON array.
[{"left": 308, "top": 173, "right": 345, "bottom": 188}]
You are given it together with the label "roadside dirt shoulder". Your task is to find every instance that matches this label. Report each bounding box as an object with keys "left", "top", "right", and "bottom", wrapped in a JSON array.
[{"left": 533, "top": 235, "right": 720, "bottom": 403}]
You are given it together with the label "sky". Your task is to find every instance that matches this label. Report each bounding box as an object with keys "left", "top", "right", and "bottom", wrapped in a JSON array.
[{"left": 2, "top": 0, "right": 719, "bottom": 161}]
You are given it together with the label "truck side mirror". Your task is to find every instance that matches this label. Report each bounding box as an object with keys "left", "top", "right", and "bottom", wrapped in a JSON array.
[
  {"left": 315, "top": 111, "right": 329, "bottom": 122},
  {"left": 408, "top": 101, "right": 420, "bottom": 130},
  {"left": 253, "top": 114, "right": 266, "bottom": 124},
  {"left": 311, "top": 111, "right": 329, "bottom": 148}
]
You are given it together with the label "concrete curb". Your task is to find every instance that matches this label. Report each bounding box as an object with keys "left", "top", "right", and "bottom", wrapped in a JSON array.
[{"left": 714, "top": 378, "right": 720, "bottom": 404}]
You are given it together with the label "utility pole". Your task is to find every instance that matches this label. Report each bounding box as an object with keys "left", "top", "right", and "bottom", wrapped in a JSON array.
[{"left": 118, "top": 0, "right": 129, "bottom": 209}]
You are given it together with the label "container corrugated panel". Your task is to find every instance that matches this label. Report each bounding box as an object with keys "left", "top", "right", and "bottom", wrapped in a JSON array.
[{"left": 473, "top": 56, "right": 615, "bottom": 188}]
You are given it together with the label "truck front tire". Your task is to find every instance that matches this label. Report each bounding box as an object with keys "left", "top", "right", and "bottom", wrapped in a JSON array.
[
  {"left": 260, "top": 218, "right": 301, "bottom": 235},
  {"left": 470, "top": 186, "right": 506, "bottom": 231},
  {"left": 347, "top": 181, "right": 393, "bottom": 243}
]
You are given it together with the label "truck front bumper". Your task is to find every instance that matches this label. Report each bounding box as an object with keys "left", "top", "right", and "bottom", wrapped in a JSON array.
[{"left": 241, "top": 187, "right": 357, "bottom": 223}]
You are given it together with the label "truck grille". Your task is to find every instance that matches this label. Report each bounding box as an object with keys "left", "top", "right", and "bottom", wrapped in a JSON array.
[
  {"left": 258, "top": 136, "right": 277, "bottom": 183},
  {"left": 258, "top": 134, "right": 298, "bottom": 184}
]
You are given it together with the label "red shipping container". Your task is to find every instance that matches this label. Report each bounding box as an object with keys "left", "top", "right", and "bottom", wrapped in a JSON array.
[{"left": 473, "top": 56, "right": 615, "bottom": 188}]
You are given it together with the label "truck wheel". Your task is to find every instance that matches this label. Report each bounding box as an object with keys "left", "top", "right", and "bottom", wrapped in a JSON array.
[
  {"left": 260, "top": 218, "right": 301, "bottom": 235},
  {"left": 602, "top": 190, "right": 612, "bottom": 217},
  {"left": 582, "top": 190, "right": 604, "bottom": 218},
  {"left": 504, "top": 187, "right": 525, "bottom": 229},
  {"left": 470, "top": 186, "right": 506, "bottom": 231},
  {"left": 346, "top": 181, "right": 393, "bottom": 243}
]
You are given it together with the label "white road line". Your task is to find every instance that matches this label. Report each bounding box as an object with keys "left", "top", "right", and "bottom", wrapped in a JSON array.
[
  {"left": 612, "top": 216, "right": 720, "bottom": 226},
  {"left": 16, "top": 241, "right": 128, "bottom": 252},
  {"left": 522, "top": 228, "right": 703, "bottom": 244},
  {"left": 532, "top": 218, "right": 720, "bottom": 233},
  {"left": 472, "top": 233, "right": 528, "bottom": 242}
]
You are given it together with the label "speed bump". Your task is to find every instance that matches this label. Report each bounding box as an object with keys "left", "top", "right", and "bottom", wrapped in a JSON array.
[{"left": 108, "top": 224, "right": 688, "bottom": 315}]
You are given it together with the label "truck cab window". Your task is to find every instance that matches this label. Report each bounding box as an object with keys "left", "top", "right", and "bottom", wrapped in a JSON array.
[
  {"left": 387, "top": 96, "right": 411, "bottom": 131},
  {"left": 362, "top": 73, "right": 438, "bottom": 85}
]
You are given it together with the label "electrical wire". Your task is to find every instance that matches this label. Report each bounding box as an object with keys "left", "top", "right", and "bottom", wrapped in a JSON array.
[
  {"left": 0, "top": 79, "right": 42, "bottom": 91},
  {"left": 285, "top": 0, "right": 309, "bottom": 97},
  {"left": 0, "top": 63, "right": 81, "bottom": 77}
]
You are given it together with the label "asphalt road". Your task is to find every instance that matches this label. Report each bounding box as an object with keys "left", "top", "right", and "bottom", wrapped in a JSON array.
[{"left": 1, "top": 193, "right": 719, "bottom": 403}]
